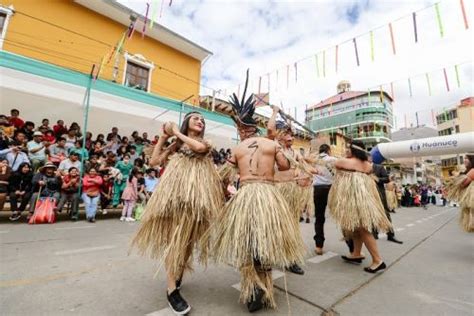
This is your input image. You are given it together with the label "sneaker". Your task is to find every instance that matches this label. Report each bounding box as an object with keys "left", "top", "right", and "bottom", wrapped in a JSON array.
[
  {"left": 120, "top": 216, "right": 126, "bottom": 221},
  {"left": 90, "top": 217, "right": 96, "bottom": 223},
  {"left": 102, "top": 209, "right": 108, "bottom": 215},
  {"left": 126, "top": 217, "right": 136, "bottom": 222},
  {"left": 9, "top": 212, "right": 22, "bottom": 221},
  {"left": 167, "top": 289, "right": 191, "bottom": 315},
  {"left": 305, "top": 218, "right": 310, "bottom": 223},
  {"left": 286, "top": 263, "right": 305, "bottom": 275}
]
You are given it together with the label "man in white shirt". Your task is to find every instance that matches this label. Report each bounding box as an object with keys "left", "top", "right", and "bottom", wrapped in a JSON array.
[
  {"left": 27, "top": 131, "right": 47, "bottom": 171},
  {"left": 58, "top": 152, "right": 82, "bottom": 176},
  {"left": 313, "top": 144, "right": 337, "bottom": 255}
]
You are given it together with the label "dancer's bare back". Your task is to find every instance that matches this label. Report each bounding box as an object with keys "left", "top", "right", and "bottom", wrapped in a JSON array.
[{"left": 231, "top": 137, "right": 290, "bottom": 182}]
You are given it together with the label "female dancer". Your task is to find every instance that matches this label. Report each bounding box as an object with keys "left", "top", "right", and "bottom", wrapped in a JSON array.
[
  {"left": 446, "top": 154, "right": 474, "bottom": 232},
  {"left": 328, "top": 140, "right": 392, "bottom": 273},
  {"left": 131, "top": 112, "right": 224, "bottom": 314},
  {"left": 385, "top": 175, "right": 398, "bottom": 213}
]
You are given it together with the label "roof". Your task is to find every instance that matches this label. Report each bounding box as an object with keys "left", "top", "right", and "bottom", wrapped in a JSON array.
[
  {"left": 391, "top": 126, "right": 438, "bottom": 141},
  {"left": 307, "top": 90, "right": 394, "bottom": 111},
  {"left": 75, "top": 0, "right": 213, "bottom": 62}
]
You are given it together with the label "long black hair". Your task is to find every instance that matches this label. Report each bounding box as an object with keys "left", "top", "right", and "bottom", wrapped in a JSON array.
[
  {"left": 349, "top": 140, "right": 368, "bottom": 161},
  {"left": 465, "top": 154, "right": 474, "bottom": 173},
  {"left": 176, "top": 111, "right": 205, "bottom": 148},
  {"left": 129, "top": 167, "right": 139, "bottom": 182}
]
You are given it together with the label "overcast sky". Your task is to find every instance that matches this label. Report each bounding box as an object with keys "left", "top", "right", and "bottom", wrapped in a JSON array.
[{"left": 119, "top": 0, "right": 473, "bottom": 130}]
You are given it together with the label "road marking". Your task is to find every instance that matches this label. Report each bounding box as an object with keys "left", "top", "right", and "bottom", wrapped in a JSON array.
[
  {"left": 307, "top": 251, "right": 338, "bottom": 264},
  {"left": 0, "top": 230, "right": 9, "bottom": 234},
  {"left": 231, "top": 270, "right": 285, "bottom": 291},
  {"left": 416, "top": 220, "right": 423, "bottom": 224},
  {"left": 395, "top": 228, "right": 405, "bottom": 232},
  {"left": 146, "top": 308, "right": 174, "bottom": 316},
  {"left": 55, "top": 226, "right": 95, "bottom": 230},
  {"left": 55, "top": 245, "right": 117, "bottom": 256},
  {"left": 406, "top": 223, "right": 415, "bottom": 227}
]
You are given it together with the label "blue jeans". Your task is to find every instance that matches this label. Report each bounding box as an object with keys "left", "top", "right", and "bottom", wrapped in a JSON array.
[{"left": 82, "top": 193, "right": 100, "bottom": 219}]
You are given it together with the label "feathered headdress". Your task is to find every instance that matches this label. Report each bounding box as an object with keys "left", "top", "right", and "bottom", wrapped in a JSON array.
[
  {"left": 229, "top": 69, "right": 257, "bottom": 127},
  {"left": 275, "top": 119, "right": 295, "bottom": 135}
]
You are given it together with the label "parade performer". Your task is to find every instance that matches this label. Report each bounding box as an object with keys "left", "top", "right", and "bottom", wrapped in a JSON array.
[
  {"left": 266, "top": 106, "right": 308, "bottom": 275},
  {"left": 328, "top": 141, "right": 392, "bottom": 273},
  {"left": 385, "top": 175, "right": 398, "bottom": 213},
  {"left": 297, "top": 165, "right": 314, "bottom": 224},
  {"left": 131, "top": 112, "right": 224, "bottom": 315},
  {"left": 446, "top": 154, "right": 474, "bottom": 232},
  {"left": 213, "top": 71, "right": 305, "bottom": 312}
]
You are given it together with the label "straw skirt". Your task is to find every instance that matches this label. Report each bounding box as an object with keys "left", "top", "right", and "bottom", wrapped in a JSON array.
[
  {"left": 446, "top": 176, "right": 474, "bottom": 232},
  {"left": 385, "top": 189, "right": 398, "bottom": 211}
]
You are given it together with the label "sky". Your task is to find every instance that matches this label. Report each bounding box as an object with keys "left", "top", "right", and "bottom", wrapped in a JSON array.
[{"left": 119, "top": 0, "right": 473, "bottom": 131}]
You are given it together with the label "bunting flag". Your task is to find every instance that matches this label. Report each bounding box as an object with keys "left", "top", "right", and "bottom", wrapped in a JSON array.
[
  {"left": 454, "top": 64, "right": 461, "bottom": 87},
  {"left": 460, "top": 0, "right": 469, "bottom": 29},
  {"left": 149, "top": 0, "right": 158, "bottom": 28},
  {"left": 267, "top": 73, "right": 271, "bottom": 92},
  {"left": 426, "top": 73, "right": 432, "bottom": 96},
  {"left": 315, "top": 54, "right": 320, "bottom": 78},
  {"left": 390, "top": 82, "right": 395, "bottom": 101},
  {"left": 443, "top": 68, "right": 450, "bottom": 92},
  {"left": 389, "top": 23, "right": 396, "bottom": 54},
  {"left": 128, "top": 20, "right": 137, "bottom": 39},
  {"left": 367, "top": 89, "right": 371, "bottom": 106},
  {"left": 286, "top": 65, "right": 290, "bottom": 89},
  {"left": 113, "top": 32, "right": 127, "bottom": 60},
  {"left": 379, "top": 85, "right": 384, "bottom": 103},
  {"left": 408, "top": 78, "right": 413, "bottom": 97},
  {"left": 412, "top": 12, "right": 418, "bottom": 43},
  {"left": 294, "top": 62, "right": 298, "bottom": 83},
  {"left": 323, "top": 50, "right": 326, "bottom": 77},
  {"left": 142, "top": 3, "right": 150, "bottom": 38},
  {"left": 431, "top": 109, "right": 436, "bottom": 125},
  {"left": 95, "top": 56, "right": 106, "bottom": 80},
  {"left": 435, "top": 3, "right": 444, "bottom": 37},
  {"left": 258, "top": 76, "right": 262, "bottom": 94},
  {"left": 404, "top": 113, "right": 408, "bottom": 128},
  {"left": 169, "top": 0, "right": 173, "bottom": 5},
  {"left": 353, "top": 38, "right": 360, "bottom": 66},
  {"left": 370, "top": 31, "right": 375, "bottom": 61},
  {"left": 335, "top": 45, "right": 339, "bottom": 73}
]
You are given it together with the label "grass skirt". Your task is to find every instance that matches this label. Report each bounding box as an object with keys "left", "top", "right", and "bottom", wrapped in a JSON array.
[
  {"left": 385, "top": 190, "right": 398, "bottom": 211},
  {"left": 130, "top": 153, "right": 224, "bottom": 279},
  {"left": 301, "top": 186, "right": 315, "bottom": 216},
  {"left": 212, "top": 182, "right": 305, "bottom": 308},
  {"left": 328, "top": 171, "right": 392, "bottom": 233},
  {"left": 275, "top": 181, "right": 305, "bottom": 221},
  {"left": 446, "top": 176, "right": 474, "bottom": 232}
]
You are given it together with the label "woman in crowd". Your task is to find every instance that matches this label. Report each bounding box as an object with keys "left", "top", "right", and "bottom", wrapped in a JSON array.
[
  {"left": 57, "top": 167, "right": 81, "bottom": 220},
  {"left": 100, "top": 173, "right": 113, "bottom": 215},
  {"left": 446, "top": 154, "right": 474, "bottom": 232},
  {"left": 112, "top": 153, "right": 133, "bottom": 208},
  {"left": 82, "top": 167, "right": 103, "bottom": 222},
  {"left": 8, "top": 162, "right": 33, "bottom": 221},
  {"left": 328, "top": 141, "right": 391, "bottom": 273},
  {"left": 120, "top": 167, "right": 139, "bottom": 222},
  {"left": 131, "top": 112, "right": 224, "bottom": 315},
  {"left": 0, "top": 158, "right": 12, "bottom": 212}
]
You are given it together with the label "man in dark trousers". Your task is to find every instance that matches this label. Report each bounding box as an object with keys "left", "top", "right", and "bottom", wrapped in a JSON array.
[{"left": 313, "top": 144, "right": 337, "bottom": 255}]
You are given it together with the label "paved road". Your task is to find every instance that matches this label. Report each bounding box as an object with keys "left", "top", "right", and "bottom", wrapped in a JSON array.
[{"left": 1, "top": 205, "right": 472, "bottom": 316}]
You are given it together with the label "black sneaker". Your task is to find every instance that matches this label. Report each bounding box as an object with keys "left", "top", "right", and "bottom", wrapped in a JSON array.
[
  {"left": 9, "top": 212, "right": 21, "bottom": 221},
  {"left": 167, "top": 289, "right": 191, "bottom": 315},
  {"left": 286, "top": 263, "right": 305, "bottom": 275},
  {"left": 305, "top": 218, "right": 310, "bottom": 223},
  {"left": 176, "top": 278, "right": 182, "bottom": 290},
  {"left": 299, "top": 217, "right": 304, "bottom": 222},
  {"left": 247, "top": 287, "right": 265, "bottom": 313}
]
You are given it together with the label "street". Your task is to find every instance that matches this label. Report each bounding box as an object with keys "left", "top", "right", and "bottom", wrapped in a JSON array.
[{"left": 1, "top": 205, "right": 472, "bottom": 316}]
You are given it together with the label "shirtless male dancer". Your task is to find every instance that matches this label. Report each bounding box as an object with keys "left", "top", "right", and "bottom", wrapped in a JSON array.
[{"left": 213, "top": 72, "right": 305, "bottom": 312}]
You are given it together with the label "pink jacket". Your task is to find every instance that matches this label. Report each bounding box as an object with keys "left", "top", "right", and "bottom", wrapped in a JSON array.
[{"left": 121, "top": 177, "right": 138, "bottom": 201}]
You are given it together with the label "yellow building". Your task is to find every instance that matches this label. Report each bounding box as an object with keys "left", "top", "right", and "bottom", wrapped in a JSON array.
[
  {"left": 436, "top": 97, "right": 474, "bottom": 178},
  {"left": 0, "top": 0, "right": 241, "bottom": 148}
]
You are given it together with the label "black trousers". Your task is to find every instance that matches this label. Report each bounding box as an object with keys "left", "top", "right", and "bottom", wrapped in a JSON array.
[
  {"left": 313, "top": 185, "right": 331, "bottom": 248},
  {"left": 9, "top": 192, "right": 32, "bottom": 213}
]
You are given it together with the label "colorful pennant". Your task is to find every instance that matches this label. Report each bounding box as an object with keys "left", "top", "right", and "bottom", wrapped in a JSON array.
[
  {"left": 426, "top": 73, "right": 432, "bottom": 96},
  {"left": 294, "top": 62, "right": 298, "bottom": 83},
  {"left": 142, "top": 3, "right": 150, "bottom": 38},
  {"left": 335, "top": 45, "right": 339, "bottom": 73},
  {"left": 353, "top": 38, "right": 360, "bottom": 66},
  {"left": 390, "top": 82, "right": 395, "bottom": 101},
  {"left": 389, "top": 23, "right": 396, "bottom": 54},
  {"left": 322, "top": 50, "right": 326, "bottom": 77},
  {"left": 412, "top": 12, "right": 418, "bottom": 43},
  {"left": 370, "top": 31, "right": 375, "bottom": 61},
  {"left": 460, "top": 0, "right": 469, "bottom": 29},
  {"left": 455, "top": 64, "right": 461, "bottom": 87},
  {"left": 149, "top": 0, "right": 158, "bottom": 28},
  {"left": 315, "top": 54, "right": 320, "bottom": 78},
  {"left": 435, "top": 3, "right": 444, "bottom": 37},
  {"left": 443, "top": 68, "right": 450, "bottom": 92},
  {"left": 408, "top": 78, "right": 413, "bottom": 97}
]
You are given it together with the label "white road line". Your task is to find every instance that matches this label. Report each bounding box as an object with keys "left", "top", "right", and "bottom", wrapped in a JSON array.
[
  {"left": 55, "top": 226, "right": 95, "bottom": 230},
  {"left": 0, "top": 230, "right": 9, "bottom": 234},
  {"left": 416, "top": 220, "right": 423, "bottom": 224},
  {"left": 395, "top": 227, "right": 405, "bottom": 232},
  {"left": 406, "top": 223, "right": 415, "bottom": 227},
  {"left": 232, "top": 270, "right": 285, "bottom": 291},
  {"left": 55, "top": 245, "right": 117, "bottom": 256},
  {"left": 146, "top": 308, "right": 174, "bottom": 316},
  {"left": 307, "top": 251, "right": 338, "bottom": 264}
]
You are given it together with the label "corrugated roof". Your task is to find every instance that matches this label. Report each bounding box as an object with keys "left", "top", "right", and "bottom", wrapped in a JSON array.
[{"left": 307, "top": 90, "right": 393, "bottom": 111}]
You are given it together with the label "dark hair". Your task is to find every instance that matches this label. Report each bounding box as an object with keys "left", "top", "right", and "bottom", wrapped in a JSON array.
[
  {"left": 465, "top": 154, "right": 474, "bottom": 173},
  {"left": 176, "top": 111, "right": 205, "bottom": 149},
  {"left": 25, "top": 121, "right": 35, "bottom": 127},
  {"left": 11, "top": 109, "right": 19, "bottom": 114},
  {"left": 42, "top": 119, "right": 49, "bottom": 123},
  {"left": 134, "top": 157, "right": 144, "bottom": 167},
  {"left": 129, "top": 167, "right": 139, "bottom": 182},
  {"left": 68, "top": 167, "right": 78, "bottom": 173},
  {"left": 349, "top": 140, "right": 368, "bottom": 161},
  {"left": 146, "top": 168, "right": 156, "bottom": 175},
  {"left": 17, "top": 162, "right": 31, "bottom": 173},
  {"left": 319, "top": 144, "right": 331, "bottom": 154},
  {"left": 96, "top": 134, "right": 104, "bottom": 140},
  {"left": 58, "top": 137, "right": 66, "bottom": 142},
  {"left": 123, "top": 153, "right": 131, "bottom": 159}
]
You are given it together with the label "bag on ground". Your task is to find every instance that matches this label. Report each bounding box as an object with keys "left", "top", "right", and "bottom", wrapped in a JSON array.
[
  {"left": 134, "top": 203, "right": 145, "bottom": 221},
  {"left": 29, "top": 198, "right": 57, "bottom": 224}
]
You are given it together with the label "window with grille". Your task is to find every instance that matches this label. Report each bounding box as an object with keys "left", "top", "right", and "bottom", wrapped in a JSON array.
[{"left": 124, "top": 61, "right": 150, "bottom": 91}]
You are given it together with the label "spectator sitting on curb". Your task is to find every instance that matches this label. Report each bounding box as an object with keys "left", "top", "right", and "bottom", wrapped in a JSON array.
[
  {"left": 48, "top": 137, "right": 68, "bottom": 165},
  {"left": 28, "top": 162, "right": 62, "bottom": 220},
  {"left": 53, "top": 120, "right": 68, "bottom": 140},
  {"left": 8, "top": 162, "right": 33, "bottom": 221},
  {"left": 8, "top": 109, "right": 25, "bottom": 130},
  {"left": 58, "top": 152, "right": 82, "bottom": 176},
  {"left": 20, "top": 121, "right": 35, "bottom": 141},
  {"left": 57, "top": 167, "right": 81, "bottom": 220},
  {"left": 100, "top": 172, "right": 113, "bottom": 215},
  {"left": 27, "top": 131, "right": 48, "bottom": 171}
]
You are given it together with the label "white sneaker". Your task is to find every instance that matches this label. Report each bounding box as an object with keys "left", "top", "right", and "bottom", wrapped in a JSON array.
[
  {"left": 126, "top": 217, "right": 136, "bottom": 222},
  {"left": 102, "top": 209, "right": 108, "bottom": 215},
  {"left": 120, "top": 216, "right": 126, "bottom": 221}
]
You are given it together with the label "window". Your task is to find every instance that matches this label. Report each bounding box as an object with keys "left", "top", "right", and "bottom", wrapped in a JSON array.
[
  {"left": 0, "top": 5, "right": 14, "bottom": 50},
  {"left": 330, "top": 132, "right": 337, "bottom": 145},
  {"left": 122, "top": 53, "right": 154, "bottom": 92},
  {"left": 455, "top": 125, "right": 460, "bottom": 133}
]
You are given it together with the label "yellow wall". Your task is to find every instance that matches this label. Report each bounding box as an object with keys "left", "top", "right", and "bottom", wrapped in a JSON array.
[{"left": 2, "top": 0, "right": 202, "bottom": 104}]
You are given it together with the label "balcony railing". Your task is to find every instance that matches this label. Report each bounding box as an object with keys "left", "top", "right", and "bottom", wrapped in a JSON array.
[{"left": 351, "top": 131, "right": 391, "bottom": 139}]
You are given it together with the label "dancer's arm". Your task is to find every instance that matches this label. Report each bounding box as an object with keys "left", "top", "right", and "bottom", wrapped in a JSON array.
[
  {"left": 149, "top": 128, "right": 176, "bottom": 167},
  {"left": 170, "top": 123, "right": 209, "bottom": 154},
  {"left": 462, "top": 169, "right": 474, "bottom": 187},
  {"left": 266, "top": 105, "right": 280, "bottom": 140},
  {"left": 275, "top": 144, "right": 290, "bottom": 171}
]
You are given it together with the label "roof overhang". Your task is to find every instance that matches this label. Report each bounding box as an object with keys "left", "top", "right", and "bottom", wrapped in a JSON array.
[{"left": 74, "top": 0, "right": 213, "bottom": 62}]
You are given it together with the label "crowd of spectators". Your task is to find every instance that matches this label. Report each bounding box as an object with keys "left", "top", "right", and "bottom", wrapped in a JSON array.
[
  {"left": 399, "top": 184, "right": 447, "bottom": 208},
  {"left": 0, "top": 109, "right": 163, "bottom": 223}
]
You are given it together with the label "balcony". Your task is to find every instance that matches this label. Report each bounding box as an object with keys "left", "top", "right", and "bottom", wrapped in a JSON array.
[{"left": 352, "top": 130, "right": 391, "bottom": 140}]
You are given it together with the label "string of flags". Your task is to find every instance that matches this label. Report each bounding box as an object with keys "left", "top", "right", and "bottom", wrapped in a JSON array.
[{"left": 220, "top": 0, "right": 470, "bottom": 97}]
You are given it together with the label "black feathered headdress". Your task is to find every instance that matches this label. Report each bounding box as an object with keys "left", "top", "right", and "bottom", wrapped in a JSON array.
[
  {"left": 229, "top": 69, "right": 257, "bottom": 128},
  {"left": 275, "top": 119, "right": 295, "bottom": 135}
]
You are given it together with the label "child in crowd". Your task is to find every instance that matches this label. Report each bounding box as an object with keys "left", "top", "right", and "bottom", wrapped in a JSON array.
[
  {"left": 120, "top": 167, "right": 139, "bottom": 222},
  {"left": 100, "top": 173, "right": 113, "bottom": 215}
]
